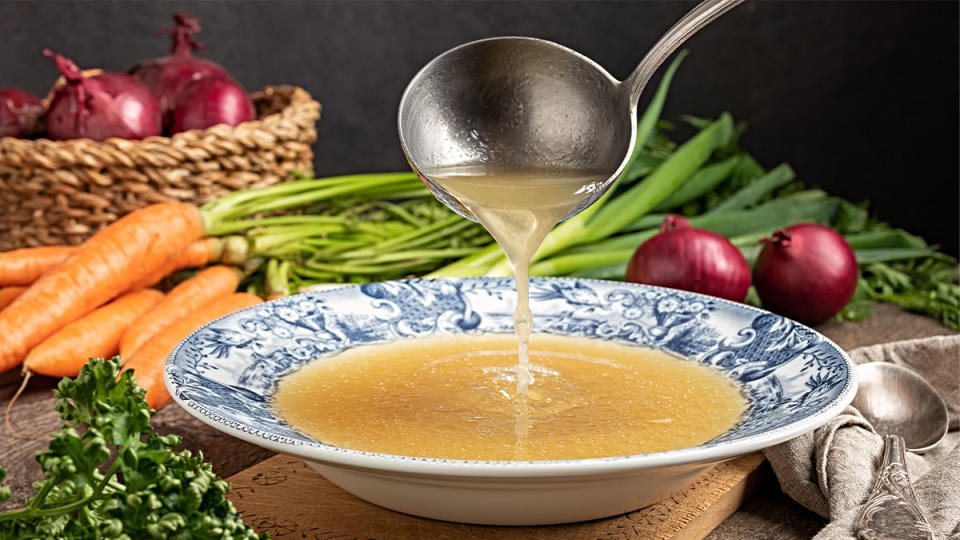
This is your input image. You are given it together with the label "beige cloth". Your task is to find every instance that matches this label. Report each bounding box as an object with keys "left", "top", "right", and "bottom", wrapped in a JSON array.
[{"left": 764, "top": 334, "right": 960, "bottom": 539}]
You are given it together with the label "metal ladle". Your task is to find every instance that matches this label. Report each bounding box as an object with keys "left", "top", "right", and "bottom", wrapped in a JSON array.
[
  {"left": 851, "top": 362, "right": 950, "bottom": 540},
  {"left": 398, "top": 0, "right": 743, "bottom": 221}
]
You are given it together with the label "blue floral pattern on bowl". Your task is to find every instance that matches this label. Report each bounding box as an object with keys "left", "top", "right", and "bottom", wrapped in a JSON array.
[{"left": 165, "top": 277, "right": 855, "bottom": 462}]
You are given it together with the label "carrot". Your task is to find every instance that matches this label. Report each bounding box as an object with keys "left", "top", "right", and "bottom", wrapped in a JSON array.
[
  {"left": 0, "top": 237, "right": 227, "bottom": 291},
  {"left": 0, "top": 202, "right": 203, "bottom": 372},
  {"left": 0, "top": 287, "right": 27, "bottom": 311},
  {"left": 0, "top": 237, "right": 240, "bottom": 292},
  {"left": 130, "top": 237, "right": 228, "bottom": 289},
  {"left": 0, "top": 246, "right": 77, "bottom": 286},
  {"left": 120, "top": 265, "right": 242, "bottom": 359},
  {"left": 123, "top": 292, "right": 262, "bottom": 409},
  {"left": 24, "top": 289, "right": 164, "bottom": 377}
]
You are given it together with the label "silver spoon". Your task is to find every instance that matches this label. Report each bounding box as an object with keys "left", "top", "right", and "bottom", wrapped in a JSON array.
[
  {"left": 398, "top": 0, "right": 743, "bottom": 222},
  {"left": 851, "top": 362, "right": 949, "bottom": 540}
]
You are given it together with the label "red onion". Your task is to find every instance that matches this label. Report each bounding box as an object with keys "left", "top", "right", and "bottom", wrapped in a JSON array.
[
  {"left": 0, "top": 89, "right": 44, "bottom": 138},
  {"left": 130, "top": 14, "right": 234, "bottom": 116},
  {"left": 168, "top": 77, "right": 255, "bottom": 133},
  {"left": 753, "top": 223, "right": 858, "bottom": 325},
  {"left": 44, "top": 50, "right": 162, "bottom": 141},
  {"left": 626, "top": 215, "right": 751, "bottom": 302}
]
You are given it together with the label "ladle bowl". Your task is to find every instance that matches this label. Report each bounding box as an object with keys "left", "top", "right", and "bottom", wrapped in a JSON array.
[
  {"left": 398, "top": 37, "right": 631, "bottom": 221},
  {"left": 398, "top": 0, "right": 743, "bottom": 221}
]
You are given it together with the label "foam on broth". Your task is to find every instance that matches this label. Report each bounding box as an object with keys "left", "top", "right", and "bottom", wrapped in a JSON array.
[{"left": 273, "top": 334, "right": 747, "bottom": 461}]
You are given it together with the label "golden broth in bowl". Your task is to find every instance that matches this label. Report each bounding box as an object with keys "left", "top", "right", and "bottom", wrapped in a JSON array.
[
  {"left": 272, "top": 334, "right": 747, "bottom": 461},
  {"left": 275, "top": 166, "right": 747, "bottom": 463}
]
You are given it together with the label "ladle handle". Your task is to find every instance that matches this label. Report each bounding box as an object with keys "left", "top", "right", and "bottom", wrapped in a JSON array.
[
  {"left": 626, "top": 0, "right": 745, "bottom": 106},
  {"left": 854, "top": 434, "right": 935, "bottom": 540}
]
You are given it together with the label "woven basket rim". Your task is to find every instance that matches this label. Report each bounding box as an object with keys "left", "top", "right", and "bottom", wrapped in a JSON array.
[{"left": 0, "top": 85, "right": 320, "bottom": 168}]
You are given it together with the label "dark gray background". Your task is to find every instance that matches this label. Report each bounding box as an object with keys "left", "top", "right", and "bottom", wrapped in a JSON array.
[{"left": 2, "top": 1, "right": 957, "bottom": 254}]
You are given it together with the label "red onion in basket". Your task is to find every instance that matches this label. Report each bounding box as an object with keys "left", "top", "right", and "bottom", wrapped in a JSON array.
[
  {"left": 0, "top": 89, "right": 44, "bottom": 138},
  {"left": 44, "top": 50, "right": 162, "bottom": 141},
  {"left": 626, "top": 215, "right": 751, "bottom": 302},
  {"left": 753, "top": 223, "right": 858, "bottom": 325},
  {"left": 168, "top": 77, "right": 255, "bottom": 133},
  {"left": 130, "top": 14, "right": 235, "bottom": 114}
]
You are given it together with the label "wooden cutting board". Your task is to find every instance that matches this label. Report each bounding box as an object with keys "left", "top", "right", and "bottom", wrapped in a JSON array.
[{"left": 226, "top": 452, "right": 767, "bottom": 540}]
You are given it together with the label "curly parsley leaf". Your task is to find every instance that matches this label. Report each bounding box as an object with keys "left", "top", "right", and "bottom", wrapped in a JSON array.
[{"left": 0, "top": 357, "right": 265, "bottom": 539}]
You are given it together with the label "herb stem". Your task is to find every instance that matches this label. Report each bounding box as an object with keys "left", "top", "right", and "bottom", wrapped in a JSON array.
[{"left": 1, "top": 460, "right": 121, "bottom": 522}]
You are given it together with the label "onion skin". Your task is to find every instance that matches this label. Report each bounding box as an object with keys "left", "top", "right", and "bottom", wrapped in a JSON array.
[
  {"left": 0, "top": 89, "right": 44, "bottom": 138},
  {"left": 169, "top": 77, "right": 255, "bottom": 133},
  {"left": 44, "top": 50, "right": 162, "bottom": 141},
  {"left": 130, "top": 14, "right": 234, "bottom": 115},
  {"left": 133, "top": 57, "right": 232, "bottom": 114},
  {"left": 626, "top": 215, "right": 752, "bottom": 302},
  {"left": 753, "top": 223, "right": 858, "bottom": 325}
]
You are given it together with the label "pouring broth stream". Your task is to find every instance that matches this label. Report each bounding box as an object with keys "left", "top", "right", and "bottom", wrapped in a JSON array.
[{"left": 428, "top": 165, "right": 607, "bottom": 392}]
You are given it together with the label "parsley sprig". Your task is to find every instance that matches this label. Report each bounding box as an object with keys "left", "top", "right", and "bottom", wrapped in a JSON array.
[
  {"left": 0, "top": 357, "right": 265, "bottom": 539},
  {"left": 839, "top": 256, "right": 960, "bottom": 330}
]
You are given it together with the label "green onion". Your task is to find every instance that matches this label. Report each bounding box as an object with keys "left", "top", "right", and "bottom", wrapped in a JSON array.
[
  {"left": 705, "top": 163, "right": 795, "bottom": 214},
  {"left": 845, "top": 229, "right": 928, "bottom": 250},
  {"left": 854, "top": 248, "right": 939, "bottom": 264},
  {"left": 653, "top": 154, "right": 742, "bottom": 211}
]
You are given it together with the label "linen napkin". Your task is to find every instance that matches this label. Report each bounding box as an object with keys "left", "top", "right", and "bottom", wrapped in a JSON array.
[{"left": 763, "top": 334, "right": 960, "bottom": 539}]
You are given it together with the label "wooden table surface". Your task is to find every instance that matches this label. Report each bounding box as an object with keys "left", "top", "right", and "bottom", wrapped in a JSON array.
[{"left": 0, "top": 303, "right": 954, "bottom": 538}]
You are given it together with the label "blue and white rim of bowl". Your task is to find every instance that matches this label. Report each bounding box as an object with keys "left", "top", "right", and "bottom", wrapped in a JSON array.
[{"left": 164, "top": 277, "right": 857, "bottom": 477}]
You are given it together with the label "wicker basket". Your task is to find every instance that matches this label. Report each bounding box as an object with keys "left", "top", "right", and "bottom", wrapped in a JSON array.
[{"left": 0, "top": 85, "right": 321, "bottom": 250}]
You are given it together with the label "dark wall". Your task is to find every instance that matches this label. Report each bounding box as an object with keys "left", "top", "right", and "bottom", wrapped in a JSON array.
[{"left": 1, "top": 1, "right": 957, "bottom": 254}]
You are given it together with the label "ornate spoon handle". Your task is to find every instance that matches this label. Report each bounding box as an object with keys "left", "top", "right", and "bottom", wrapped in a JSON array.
[{"left": 855, "top": 434, "right": 935, "bottom": 540}]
